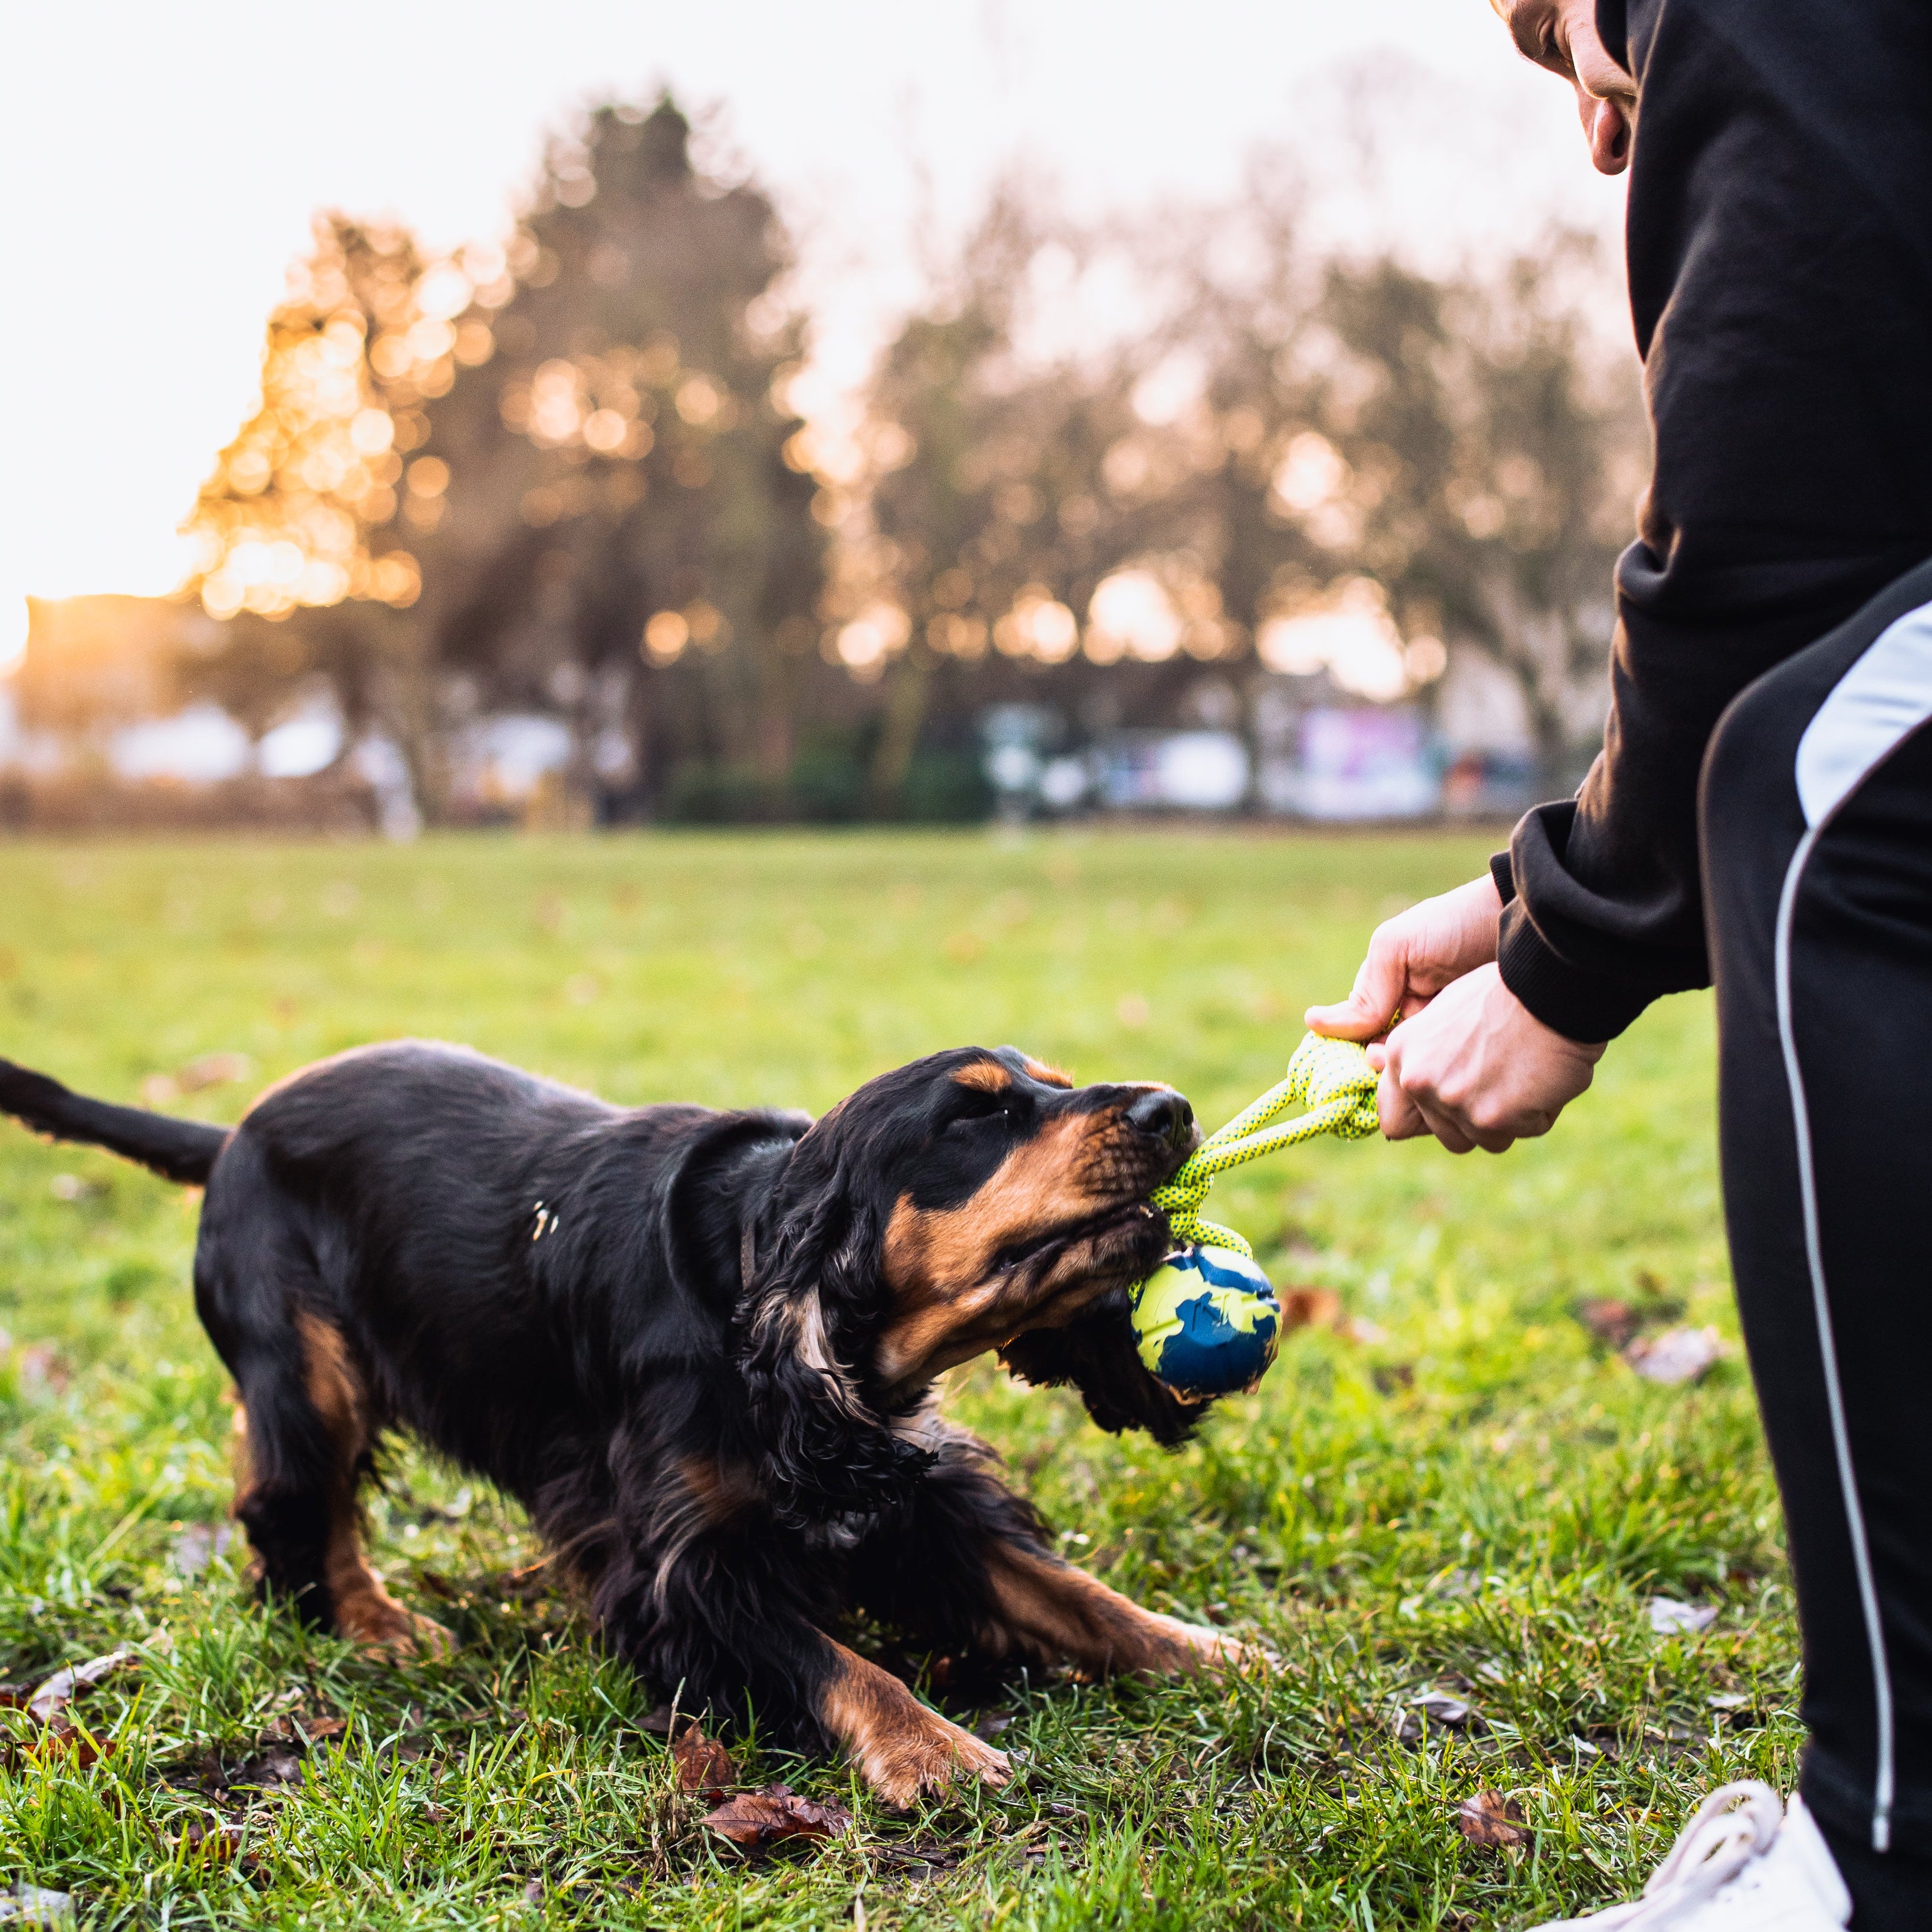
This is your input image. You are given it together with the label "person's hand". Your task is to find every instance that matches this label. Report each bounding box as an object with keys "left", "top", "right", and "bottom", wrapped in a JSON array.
[
  {"left": 1490, "top": 0, "right": 1638, "bottom": 175},
  {"left": 1304, "top": 873, "right": 1504, "bottom": 1042},
  {"left": 1370, "top": 963, "right": 1605, "bottom": 1153}
]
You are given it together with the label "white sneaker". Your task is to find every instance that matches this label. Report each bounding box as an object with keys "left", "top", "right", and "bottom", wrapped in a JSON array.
[{"left": 1527, "top": 1783, "right": 1851, "bottom": 1930}]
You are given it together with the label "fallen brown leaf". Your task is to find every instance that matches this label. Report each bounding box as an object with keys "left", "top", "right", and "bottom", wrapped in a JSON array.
[
  {"left": 142, "top": 1054, "right": 254, "bottom": 1108},
  {"left": 178, "top": 1052, "right": 253, "bottom": 1093},
  {"left": 1278, "top": 1287, "right": 1342, "bottom": 1332},
  {"left": 0, "top": 1885, "right": 75, "bottom": 1926},
  {"left": 170, "top": 1523, "right": 236, "bottom": 1577},
  {"left": 703, "top": 1783, "right": 853, "bottom": 1852},
  {"left": 29, "top": 1725, "right": 117, "bottom": 1769},
  {"left": 1458, "top": 1789, "right": 1529, "bottom": 1848},
  {"left": 672, "top": 1724, "right": 736, "bottom": 1797},
  {"left": 0, "top": 1687, "right": 27, "bottom": 1710},
  {"left": 28, "top": 1648, "right": 136, "bottom": 1724},
  {"left": 256, "top": 1710, "right": 341, "bottom": 1747},
  {"left": 14, "top": 1347, "right": 70, "bottom": 1394},
  {"left": 231, "top": 1746, "right": 302, "bottom": 1788},
  {"left": 1625, "top": 1326, "right": 1726, "bottom": 1385},
  {"left": 177, "top": 1819, "right": 246, "bottom": 1862},
  {"left": 1578, "top": 1298, "right": 1639, "bottom": 1350},
  {"left": 1394, "top": 1690, "right": 1477, "bottom": 1745}
]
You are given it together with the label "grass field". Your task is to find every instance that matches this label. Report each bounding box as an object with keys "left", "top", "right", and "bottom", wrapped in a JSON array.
[{"left": 0, "top": 831, "right": 1793, "bottom": 1930}]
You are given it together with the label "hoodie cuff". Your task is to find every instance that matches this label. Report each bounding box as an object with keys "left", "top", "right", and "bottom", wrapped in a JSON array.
[
  {"left": 1488, "top": 850, "right": 1516, "bottom": 908},
  {"left": 1496, "top": 904, "right": 1653, "bottom": 1045}
]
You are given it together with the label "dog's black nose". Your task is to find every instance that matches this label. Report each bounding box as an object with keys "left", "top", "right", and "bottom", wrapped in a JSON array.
[{"left": 1126, "top": 1088, "right": 1194, "bottom": 1149}]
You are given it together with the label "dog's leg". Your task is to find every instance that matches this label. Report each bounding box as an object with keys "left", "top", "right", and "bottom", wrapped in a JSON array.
[
  {"left": 976, "top": 1539, "right": 1253, "bottom": 1677},
  {"left": 805, "top": 1631, "right": 1009, "bottom": 1808},
  {"left": 851, "top": 1429, "right": 1255, "bottom": 1680},
  {"left": 581, "top": 1453, "right": 1004, "bottom": 1809},
  {"left": 230, "top": 1310, "right": 449, "bottom": 1655}
]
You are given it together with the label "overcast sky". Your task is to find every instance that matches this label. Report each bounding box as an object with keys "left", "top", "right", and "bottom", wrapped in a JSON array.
[{"left": 0, "top": 0, "right": 1628, "bottom": 662}]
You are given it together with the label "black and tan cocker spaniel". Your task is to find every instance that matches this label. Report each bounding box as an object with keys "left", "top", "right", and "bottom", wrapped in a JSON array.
[{"left": 0, "top": 1039, "right": 1257, "bottom": 1804}]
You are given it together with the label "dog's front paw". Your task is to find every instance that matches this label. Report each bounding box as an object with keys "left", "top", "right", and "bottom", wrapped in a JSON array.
[
  {"left": 1199, "top": 1631, "right": 1276, "bottom": 1676},
  {"left": 1150, "top": 1618, "right": 1274, "bottom": 1678},
  {"left": 337, "top": 1582, "right": 456, "bottom": 1658},
  {"left": 384, "top": 1611, "right": 458, "bottom": 1659},
  {"left": 853, "top": 1704, "right": 1009, "bottom": 1810}
]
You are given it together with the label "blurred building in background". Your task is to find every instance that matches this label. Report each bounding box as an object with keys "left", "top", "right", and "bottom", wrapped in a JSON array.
[{"left": 0, "top": 97, "right": 1641, "bottom": 834}]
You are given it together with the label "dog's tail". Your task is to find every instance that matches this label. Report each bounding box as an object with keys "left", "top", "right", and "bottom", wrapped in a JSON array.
[{"left": 0, "top": 1058, "right": 229, "bottom": 1184}]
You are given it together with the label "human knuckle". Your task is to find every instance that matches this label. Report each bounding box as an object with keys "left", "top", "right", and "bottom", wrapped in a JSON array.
[{"left": 1401, "top": 1065, "right": 1442, "bottom": 1105}]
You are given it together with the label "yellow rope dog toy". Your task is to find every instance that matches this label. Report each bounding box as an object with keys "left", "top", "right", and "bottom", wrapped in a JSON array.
[{"left": 1130, "top": 1032, "right": 1379, "bottom": 1401}]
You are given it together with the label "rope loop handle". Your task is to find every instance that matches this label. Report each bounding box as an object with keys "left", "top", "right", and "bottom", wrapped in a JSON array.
[{"left": 1147, "top": 1034, "right": 1379, "bottom": 1256}]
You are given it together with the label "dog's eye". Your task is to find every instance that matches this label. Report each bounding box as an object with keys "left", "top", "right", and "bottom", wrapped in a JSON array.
[{"left": 947, "top": 1090, "right": 1013, "bottom": 1130}]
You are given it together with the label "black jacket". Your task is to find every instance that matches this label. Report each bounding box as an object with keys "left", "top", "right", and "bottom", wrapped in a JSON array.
[{"left": 1497, "top": 0, "right": 1932, "bottom": 1041}]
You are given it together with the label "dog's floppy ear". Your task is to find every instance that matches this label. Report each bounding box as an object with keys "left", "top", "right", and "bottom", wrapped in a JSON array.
[
  {"left": 1000, "top": 1291, "right": 1205, "bottom": 1448},
  {"left": 734, "top": 1131, "right": 933, "bottom": 1528}
]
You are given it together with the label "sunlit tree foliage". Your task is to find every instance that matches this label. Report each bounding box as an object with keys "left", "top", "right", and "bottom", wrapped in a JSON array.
[
  {"left": 167, "top": 109, "right": 1641, "bottom": 822},
  {"left": 410, "top": 97, "right": 828, "bottom": 821},
  {"left": 182, "top": 218, "right": 453, "bottom": 625}
]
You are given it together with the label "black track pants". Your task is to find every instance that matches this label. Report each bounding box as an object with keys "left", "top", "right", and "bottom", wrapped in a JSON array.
[{"left": 1703, "top": 552, "right": 1932, "bottom": 1912}]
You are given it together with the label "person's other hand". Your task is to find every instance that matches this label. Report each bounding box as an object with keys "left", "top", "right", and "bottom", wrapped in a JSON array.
[
  {"left": 1304, "top": 873, "right": 1503, "bottom": 1042},
  {"left": 1489, "top": 0, "right": 1638, "bottom": 175},
  {"left": 1370, "top": 963, "right": 1605, "bottom": 1153}
]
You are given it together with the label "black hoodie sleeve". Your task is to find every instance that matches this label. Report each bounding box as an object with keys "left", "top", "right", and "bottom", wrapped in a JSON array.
[{"left": 1495, "top": 0, "right": 1932, "bottom": 1042}]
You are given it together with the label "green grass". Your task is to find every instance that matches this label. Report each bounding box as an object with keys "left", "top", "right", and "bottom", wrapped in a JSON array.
[{"left": 0, "top": 830, "right": 1794, "bottom": 1930}]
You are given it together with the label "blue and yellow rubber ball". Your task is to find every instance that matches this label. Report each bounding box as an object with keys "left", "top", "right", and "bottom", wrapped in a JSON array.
[
  {"left": 1129, "top": 1243, "right": 1281, "bottom": 1401},
  {"left": 1124, "top": 1034, "right": 1378, "bottom": 1403}
]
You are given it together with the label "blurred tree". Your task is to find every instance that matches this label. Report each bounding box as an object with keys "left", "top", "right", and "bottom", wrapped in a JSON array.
[
  {"left": 848, "top": 193, "right": 1232, "bottom": 811},
  {"left": 178, "top": 216, "right": 459, "bottom": 792},
  {"left": 179, "top": 101, "right": 827, "bottom": 824},
  {"left": 174, "top": 126, "right": 1638, "bottom": 827},
  {"left": 410, "top": 97, "right": 827, "bottom": 821},
  {"left": 1189, "top": 224, "right": 1642, "bottom": 779}
]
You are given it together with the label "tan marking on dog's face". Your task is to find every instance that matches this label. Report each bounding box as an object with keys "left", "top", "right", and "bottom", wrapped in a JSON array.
[
  {"left": 882, "top": 1112, "right": 1104, "bottom": 1301},
  {"left": 953, "top": 1060, "right": 1013, "bottom": 1094},
  {"left": 874, "top": 1107, "right": 1165, "bottom": 1389},
  {"left": 1021, "top": 1056, "right": 1072, "bottom": 1088}
]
